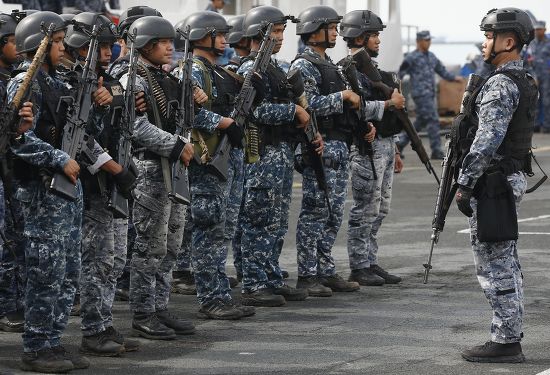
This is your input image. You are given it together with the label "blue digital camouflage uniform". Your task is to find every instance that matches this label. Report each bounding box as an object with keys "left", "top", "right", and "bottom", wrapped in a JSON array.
[
  {"left": 21, "top": 0, "right": 62, "bottom": 12},
  {"left": 75, "top": 0, "right": 106, "bottom": 12},
  {"left": 347, "top": 68, "right": 396, "bottom": 271},
  {"left": 189, "top": 59, "right": 231, "bottom": 306},
  {"left": 6, "top": 61, "right": 103, "bottom": 352},
  {"left": 237, "top": 58, "right": 296, "bottom": 293},
  {"left": 530, "top": 39, "right": 550, "bottom": 131},
  {"left": 119, "top": 60, "right": 187, "bottom": 315},
  {"left": 290, "top": 47, "right": 384, "bottom": 278},
  {"left": 398, "top": 49, "right": 456, "bottom": 154},
  {"left": 457, "top": 59, "right": 528, "bottom": 344}
]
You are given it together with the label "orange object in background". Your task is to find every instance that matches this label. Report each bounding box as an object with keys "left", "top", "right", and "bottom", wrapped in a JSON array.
[{"left": 438, "top": 79, "right": 467, "bottom": 116}]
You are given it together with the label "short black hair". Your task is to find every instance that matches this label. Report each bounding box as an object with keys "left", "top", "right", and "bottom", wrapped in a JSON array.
[{"left": 499, "top": 30, "right": 523, "bottom": 52}]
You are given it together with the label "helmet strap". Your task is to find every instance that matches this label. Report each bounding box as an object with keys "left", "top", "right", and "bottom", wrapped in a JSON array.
[{"left": 308, "top": 25, "right": 335, "bottom": 48}]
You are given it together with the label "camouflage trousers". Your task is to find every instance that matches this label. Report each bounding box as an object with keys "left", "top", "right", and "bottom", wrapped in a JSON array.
[
  {"left": 80, "top": 194, "right": 128, "bottom": 336},
  {"left": 274, "top": 142, "right": 295, "bottom": 269},
  {"left": 112, "top": 217, "right": 128, "bottom": 290},
  {"left": 296, "top": 140, "right": 350, "bottom": 277},
  {"left": 130, "top": 159, "right": 186, "bottom": 313},
  {"left": 225, "top": 148, "right": 244, "bottom": 254},
  {"left": 116, "top": 207, "right": 135, "bottom": 291},
  {"left": 541, "top": 75, "right": 550, "bottom": 130},
  {"left": 468, "top": 172, "right": 526, "bottom": 343},
  {"left": 0, "top": 185, "right": 26, "bottom": 317},
  {"left": 176, "top": 207, "right": 192, "bottom": 272},
  {"left": 18, "top": 180, "right": 83, "bottom": 352},
  {"left": 240, "top": 144, "right": 292, "bottom": 293},
  {"left": 398, "top": 95, "right": 442, "bottom": 153},
  {"left": 347, "top": 137, "right": 395, "bottom": 270},
  {"left": 189, "top": 165, "right": 230, "bottom": 306}
]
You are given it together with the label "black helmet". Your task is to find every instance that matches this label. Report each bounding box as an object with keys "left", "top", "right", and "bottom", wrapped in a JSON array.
[
  {"left": 118, "top": 6, "right": 162, "bottom": 37},
  {"left": 60, "top": 14, "right": 76, "bottom": 25},
  {"left": 11, "top": 9, "right": 39, "bottom": 24},
  {"left": 242, "top": 6, "right": 290, "bottom": 39},
  {"left": 65, "top": 12, "right": 118, "bottom": 49},
  {"left": 173, "top": 19, "right": 187, "bottom": 51},
  {"left": 15, "top": 11, "right": 67, "bottom": 54},
  {"left": 339, "top": 10, "right": 385, "bottom": 38},
  {"left": 480, "top": 8, "right": 534, "bottom": 45},
  {"left": 0, "top": 13, "right": 18, "bottom": 41},
  {"left": 128, "top": 16, "right": 174, "bottom": 49},
  {"left": 183, "top": 11, "right": 231, "bottom": 42},
  {"left": 226, "top": 15, "right": 245, "bottom": 45},
  {"left": 296, "top": 5, "right": 342, "bottom": 35}
]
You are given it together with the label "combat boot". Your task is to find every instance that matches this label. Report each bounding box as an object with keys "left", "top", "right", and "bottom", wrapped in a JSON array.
[
  {"left": 370, "top": 265, "right": 402, "bottom": 284},
  {"left": 461, "top": 341, "right": 525, "bottom": 363},
  {"left": 319, "top": 274, "right": 360, "bottom": 292},
  {"left": 273, "top": 283, "right": 308, "bottom": 301},
  {"left": 80, "top": 331, "right": 125, "bottom": 357},
  {"left": 296, "top": 276, "right": 332, "bottom": 297},
  {"left": 241, "top": 289, "right": 286, "bottom": 307},
  {"left": 52, "top": 345, "right": 90, "bottom": 369},
  {"left": 281, "top": 269, "right": 290, "bottom": 279},
  {"left": 171, "top": 270, "right": 197, "bottom": 295},
  {"left": 224, "top": 300, "right": 256, "bottom": 317},
  {"left": 70, "top": 294, "right": 81, "bottom": 316},
  {"left": 228, "top": 276, "right": 239, "bottom": 288},
  {"left": 156, "top": 309, "right": 196, "bottom": 335},
  {"left": 197, "top": 299, "right": 243, "bottom": 320},
  {"left": 20, "top": 348, "right": 74, "bottom": 373},
  {"left": 132, "top": 312, "right": 176, "bottom": 340},
  {"left": 114, "top": 288, "right": 129, "bottom": 301},
  {"left": 103, "top": 326, "right": 140, "bottom": 352},
  {"left": 348, "top": 268, "right": 385, "bottom": 286},
  {"left": 0, "top": 310, "right": 24, "bottom": 332}
]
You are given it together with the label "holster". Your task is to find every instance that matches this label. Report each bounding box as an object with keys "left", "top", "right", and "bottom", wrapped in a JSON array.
[{"left": 474, "top": 171, "right": 518, "bottom": 242}]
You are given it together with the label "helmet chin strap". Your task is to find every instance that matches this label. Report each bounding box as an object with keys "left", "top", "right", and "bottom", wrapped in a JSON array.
[
  {"left": 308, "top": 25, "right": 335, "bottom": 48},
  {"left": 194, "top": 32, "right": 224, "bottom": 56},
  {"left": 484, "top": 32, "right": 514, "bottom": 64}
]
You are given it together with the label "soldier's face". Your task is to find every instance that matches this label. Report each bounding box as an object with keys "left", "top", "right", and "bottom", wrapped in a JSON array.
[
  {"left": 145, "top": 38, "right": 173, "bottom": 65},
  {"left": 366, "top": 32, "right": 380, "bottom": 55},
  {"left": 49, "top": 30, "right": 66, "bottom": 66},
  {"left": 2, "top": 35, "right": 18, "bottom": 63},
  {"left": 214, "top": 33, "right": 226, "bottom": 53},
  {"left": 482, "top": 32, "right": 494, "bottom": 61},
  {"left": 310, "top": 23, "right": 338, "bottom": 47},
  {"left": 271, "top": 23, "right": 285, "bottom": 54},
  {"left": 535, "top": 28, "right": 546, "bottom": 40},
  {"left": 98, "top": 43, "right": 112, "bottom": 68}
]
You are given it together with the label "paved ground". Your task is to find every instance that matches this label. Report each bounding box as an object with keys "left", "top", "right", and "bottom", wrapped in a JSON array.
[{"left": 1, "top": 134, "right": 549, "bottom": 375}]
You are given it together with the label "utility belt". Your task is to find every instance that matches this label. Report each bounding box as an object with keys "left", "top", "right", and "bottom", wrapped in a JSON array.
[
  {"left": 320, "top": 128, "right": 353, "bottom": 146},
  {"left": 484, "top": 156, "right": 531, "bottom": 178},
  {"left": 259, "top": 125, "right": 283, "bottom": 148}
]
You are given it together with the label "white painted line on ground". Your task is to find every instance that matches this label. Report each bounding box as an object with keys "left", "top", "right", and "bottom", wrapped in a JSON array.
[
  {"left": 536, "top": 369, "right": 550, "bottom": 375},
  {"left": 458, "top": 215, "right": 550, "bottom": 235}
]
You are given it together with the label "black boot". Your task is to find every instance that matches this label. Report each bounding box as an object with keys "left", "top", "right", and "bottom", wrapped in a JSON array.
[
  {"left": 318, "top": 274, "right": 360, "bottom": 292},
  {"left": 273, "top": 283, "right": 308, "bottom": 301},
  {"left": 241, "top": 289, "right": 286, "bottom": 307},
  {"left": 20, "top": 348, "right": 74, "bottom": 373},
  {"left": 348, "top": 268, "right": 385, "bottom": 286},
  {"left": 370, "top": 265, "right": 402, "bottom": 284},
  {"left": 281, "top": 269, "right": 290, "bottom": 279},
  {"left": 114, "top": 288, "right": 130, "bottom": 301},
  {"left": 103, "top": 326, "right": 140, "bottom": 352},
  {"left": 132, "top": 312, "right": 176, "bottom": 340},
  {"left": 80, "top": 331, "right": 125, "bottom": 357},
  {"left": 52, "top": 345, "right": 91, "bottom": 368},
  {"left": 156, "top": 310, "right": 196, "bottom": 335},
  {"left": 228, "top": 276, "right": 239, "bottom": 288},
  {"left": 462, "top": 341, "right": 525, "bottom": 363},
  {"left": 0, "top": 310, "right": 24, "bottom": 333},
  {"left": 296, "top": 276, "right": 332, "bottom": 297},
  {"left": 171, "top": 271, "right": 197, "bottom": 295},
  {"left": 70, "top": 294, "right": 81, "bottom": 316},
  {"left": 224, "top": 300, "right": 256, "bottom": 317},
  {"left": 197, "top": 299, "right": 243, "bottom": 320}
]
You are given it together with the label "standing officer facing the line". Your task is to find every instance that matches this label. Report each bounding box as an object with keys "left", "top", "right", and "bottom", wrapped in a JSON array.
[{"left": 455, "top": 7, "right": 537, "bottom": 363}]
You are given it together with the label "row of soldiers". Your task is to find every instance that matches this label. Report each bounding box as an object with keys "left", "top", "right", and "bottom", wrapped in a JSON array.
[{"left": 0, "top": 4, "right": 410, "bottom": 373}]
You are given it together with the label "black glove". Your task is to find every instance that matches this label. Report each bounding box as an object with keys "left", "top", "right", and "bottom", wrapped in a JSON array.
[
  {"left": 113, "top": 166, "right": 138, "bottom": 199},
  {"left": 455, "top": 185, "right": 473, "bottom": 217},
  {"left": 250, "top": 72, "right": 266, "bottom": 106},
  {"left": 225, "top": 122, "right": 244, "bottom": 149}
]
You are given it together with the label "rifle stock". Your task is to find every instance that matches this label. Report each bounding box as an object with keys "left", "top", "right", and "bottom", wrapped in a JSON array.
[{"left": 352, "top": 48, "right": 440, "bottom": 185}]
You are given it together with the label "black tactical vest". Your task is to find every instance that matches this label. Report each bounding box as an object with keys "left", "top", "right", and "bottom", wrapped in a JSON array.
[
  {"left": 296, "top": 53, "right": 356, "bottom": 144},
  {"left": 35, "top": 72, "right": 70, "bottom": 149},
  {"left": 462, "top": 68, "right": 537, "bottom": 175},
  {"left": 369, "top": 70, "right": 403, "bottom": 138},
  {"left": 140, "top": 66, "right": 180, "bottom": 135}
]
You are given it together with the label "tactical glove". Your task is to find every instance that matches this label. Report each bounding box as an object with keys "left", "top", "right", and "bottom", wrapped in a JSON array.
[
  {"left": 225, "top": 122, "right": 244, "bottom": 149},
  {"left": 455, "top": 185, "right": 473, "bottom": 217},
  {"left": 113, "top": 164, "right": 138, "bottom": 199}
]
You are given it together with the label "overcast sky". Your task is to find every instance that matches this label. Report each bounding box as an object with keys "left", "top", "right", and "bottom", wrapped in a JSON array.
[{"left": 398, "top": 0, "right": 550, "bottom": 42}]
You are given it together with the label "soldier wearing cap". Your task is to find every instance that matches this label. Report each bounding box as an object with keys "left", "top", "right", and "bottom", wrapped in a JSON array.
[{"left": 397, "top": 30, "right": 463, "bottom": 159}]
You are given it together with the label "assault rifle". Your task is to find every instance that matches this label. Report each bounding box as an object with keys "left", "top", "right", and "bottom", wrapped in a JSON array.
[
  {"left": 351, "top": 48, "right": 440, "bottom": 185},
  {"left": 287, "top": 69, "right": 332, "bottom": 215},
  {"left": 50, "top": 23, "right": 102, "bottom": 200},
  {"left": 423, "top": 74, "right": 484, "bottom": 283},
  {"left": 340, "top": 58, "right": 377, "bottom": 180},
  {"left": 168, "top": 25, "right": 194, "bottom": 205},
  {"left": 108, "top": 29, "right": 138, "bottom": 218},
  {"left": 208, "top": 23, "right": 276, "bottom": 180}
]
